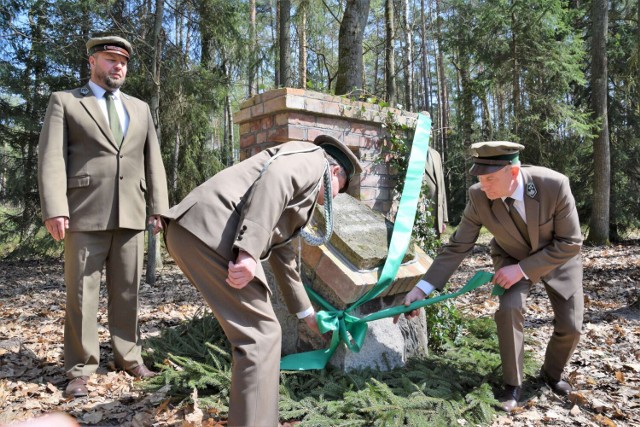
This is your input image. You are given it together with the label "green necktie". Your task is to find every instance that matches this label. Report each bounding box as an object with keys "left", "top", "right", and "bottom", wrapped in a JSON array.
[{"left": 105, "top": 92, "right": 123, "bottom": 145}]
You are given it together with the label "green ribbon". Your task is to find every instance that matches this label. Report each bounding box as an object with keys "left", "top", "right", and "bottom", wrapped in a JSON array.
[
  {"left": 280, "top": 114, "right": 493, "bottom": 371},
  {"left": 280, "top": 271, "right": 494, "bottom": 370}
]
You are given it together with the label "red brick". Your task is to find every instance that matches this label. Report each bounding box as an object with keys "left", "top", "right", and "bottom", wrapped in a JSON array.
[
  {"left": 250, "top": 103, "right": 264, "bottom": 118},
  {"left": 285, "top": 94, "right": 306, "bottom": 110},
  {"left": 263, "top": 96, "right": 288, "bottom": 114},
  {"left": 259, "top": 88, "right": 288, "bottom": 103},
  {"left": 248, "top": 120, "right": 261, "bottom": 133},
  {"left": 239, "top": 133, "right": 256, "bottom": 149},
  {"left": 239, "top": 123, "right": 252, "bottom": 135},
  {"left": 274, "top": 112, "right": 289, "bottom": 127},
  {"left": 316, "top": 115, "right": 351, "bottom": 130},
  {"left": 307, "top": 128, "right": 341, "bottom": 143},
  {"left": 304, "top": 97, "right": 325, "bottom": 114},
  {"left": 285, "top": 87, "right": 306, "bottom": 97},
  {"left": 288, "top": 112, "right": 317, "bottom": 127},
  {"left": 343, "top": 133, "right": 361, "bottom": 147},
  {"left": 323, "top": 102, "right": 342, "bottom": 116},
  {"left": 260, "top": 116, "right": 273, "bottom": 130},
  {"left": 233, "top": 108, "right": 251, "bottom": 124},
  {"left": 301, "top": 243, "right": 323, "bottom": 270},
  {"left": 256, "top": 130, "right": 268, "bottom": 144},
  {"left": 287, "top": 125, "right": 306, "bottom": 141}
]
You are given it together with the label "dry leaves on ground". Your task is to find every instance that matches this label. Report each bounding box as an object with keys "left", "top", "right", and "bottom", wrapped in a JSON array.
[{"left": 0, "top": 242, "right": 639, "bottom": 426}]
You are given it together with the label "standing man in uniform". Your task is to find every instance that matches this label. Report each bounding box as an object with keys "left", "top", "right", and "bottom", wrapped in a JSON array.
[
  {"left": 424, "top": 147, "right": 448, "bottom": 236},
  {"left": 397, "top": 142, "right": 583, "bottom": 412},
  {"left": 38, "top": 35, "right": 169, "bottom": 398},
  {"left": 163, "top": 135, "right": 361, "bottom": 427}
]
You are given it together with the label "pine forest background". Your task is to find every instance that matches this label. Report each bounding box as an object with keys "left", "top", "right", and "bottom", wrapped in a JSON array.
[{"left": 1, "top": 0, "right": 639, "bottom": 255}]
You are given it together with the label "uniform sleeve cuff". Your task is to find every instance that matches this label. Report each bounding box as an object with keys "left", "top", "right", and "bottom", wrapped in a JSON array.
[
  {"left": 518, "top": 264, "right": 529, "bottom": 279},
  {"left": 296, "top": 306, "right": 315, "bottom": 319},
  {"left": 416, "top": 280, "right": 436, "bottom": 296}
]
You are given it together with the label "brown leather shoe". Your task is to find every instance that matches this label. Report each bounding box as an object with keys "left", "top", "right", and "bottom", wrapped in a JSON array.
[
  {"left": 124, "top": 364, "right": 158, "bottom": 379},
  {"left": 497, "top": 384, "right": 521, "bottom": 412},
  {"left": 65, "top": 376, "right": 89, "bottom": 398},
  {"left": 541, "top": 370, "right": 572, "bottom": 395}
]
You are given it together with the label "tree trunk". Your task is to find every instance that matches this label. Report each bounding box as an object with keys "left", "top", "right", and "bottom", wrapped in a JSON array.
[
  {"left": 435, "top": 0, "right": 448, "bottom": 158},
  {"left": 248, "top": 0, "right": 257, "bottom": 97},
  {"left": 480, "top": 94, "right": 493, "bottom": 140},
  {"left": 384, "top": 0, "right": 396, "bottom": 104},
  {"left": 146, "top": 0, "right": 165, "bottom": 285},
  {"left": 298, "top": 0, "right": 308, "bottom": 89},
  {"left": 402, "top": 0, "right": 413, "bottom": 110},
  {"left": 335, "top": 0, "right": 371, "bottom": 95},
  {"left": 586, "top": 0, "right": 610, "bottom": 244},
  {"left": 171, "top": 122, "right": 181, "bottom": 195},
  {"left": 420, "top": 0, "right": 430, "bottom": 114},
  {"left": 23, "top": 4, "right": 46, "bottom": 240},
  {"left": 227, "top": 90, "right": 234, "bottom": 163},
  {"left": 373, "top": 18, "right": 382, "bottom": 94},
  {"left": 274, "top": 0, "right": 280, "bottom": 87},
  {"left": 511, "top": 9, "right": 520, "bottom": 134},
  {"left": 279, "top": 0, "right": 291, "bottom": 87},
  {"left": 459, "top": 51, "right": 474, "bottom": 201}
]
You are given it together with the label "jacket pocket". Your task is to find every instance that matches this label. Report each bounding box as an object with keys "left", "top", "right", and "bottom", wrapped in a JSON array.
[{"left": 67, "top": 175, "right": 90, "bottom": 189}]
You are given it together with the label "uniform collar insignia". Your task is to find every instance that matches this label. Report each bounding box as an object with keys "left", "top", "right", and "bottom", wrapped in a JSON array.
[
  {"left": 80, "top": 87, "right": 89, "bottom": 95},
  {"left": 526, "top": 181, "right": 537, "bottom": 198}
]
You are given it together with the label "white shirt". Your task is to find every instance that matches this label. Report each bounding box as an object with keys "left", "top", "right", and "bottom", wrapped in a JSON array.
[
  {"left": 88, "top": 81, "right": 130, "bottom": 138},
  {"left": 501, "top": 172, "right": 527, "bottom": 222}
]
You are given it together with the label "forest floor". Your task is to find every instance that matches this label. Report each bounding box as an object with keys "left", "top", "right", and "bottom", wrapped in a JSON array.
[{"left": 0, "top": 239, "right": 638, "bottom": 427}]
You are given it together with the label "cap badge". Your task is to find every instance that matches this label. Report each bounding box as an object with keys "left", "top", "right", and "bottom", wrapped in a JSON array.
[
  {"left": 526, "top": 181, "right": 537, "bottom": 198},
  {"left": 80, "top": 87, "right": 89, "bottom": 95}
]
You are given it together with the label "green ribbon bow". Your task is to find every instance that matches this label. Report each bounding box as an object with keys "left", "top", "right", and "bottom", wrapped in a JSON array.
[{"left": 280, "top": 114, "right": 496, "bottom": 371}]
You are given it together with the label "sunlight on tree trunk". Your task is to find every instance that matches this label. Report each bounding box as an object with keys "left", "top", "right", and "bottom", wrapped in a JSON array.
[
  {"left": 385, "top": 0, "right": 396, "bottom": 104},
  {"left": 279, "top": 0, "right": 291, "bottom": 87},
  {"left": 335, "top": 0, "right": 371, "bottom": 95},
  {"left": 586, "top": 0, "right": 610, "bottom": 245}
]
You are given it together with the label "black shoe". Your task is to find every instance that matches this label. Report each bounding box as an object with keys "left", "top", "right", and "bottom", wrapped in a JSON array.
[
  {"left": 497, "top": 384, "right": 522, "bottom": 412},
  {"left": 540, "top": 369, "right": 572, "bottom": 395}
]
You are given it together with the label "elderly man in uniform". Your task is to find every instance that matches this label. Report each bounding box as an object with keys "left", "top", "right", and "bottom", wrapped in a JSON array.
[
  {"left": 397, "top": 141, "right": 583, "bottom": 412},
  {"left": 163, "top": 135, "right": 362, "bottom": 426},
  {"left": 38, "top": 35, "right": 169, "bottom": 397}
]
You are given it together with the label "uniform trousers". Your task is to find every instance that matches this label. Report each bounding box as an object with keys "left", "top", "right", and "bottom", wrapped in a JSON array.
[
  {"left": 64, "top": 229, "right": 144, "bottom": 378},
  {"left": 495, "top": 279, "right": 583, "bottom": 386},
  {"left": 165, "top": 221, "right": 281, "bottom": 427}
]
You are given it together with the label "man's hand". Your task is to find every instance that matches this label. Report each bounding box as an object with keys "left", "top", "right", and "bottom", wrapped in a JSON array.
[
  {"left": 44, "top": 217, "right": 69, "bottom": 241},
  {"left": 492, "top": 264, "right": 524, "bottom": 290},
  {"left": 148, "top": 215, "right": 163, "bottom": 235},
  {"left": 393, "top": 287, "right": 427, "bottom": 324},
  {"left": 226, "top": 251, "right": 257, "bottom": 289}
]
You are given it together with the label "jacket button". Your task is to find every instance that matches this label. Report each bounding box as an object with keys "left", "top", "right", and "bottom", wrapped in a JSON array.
[
  {"left": 120, "top": 176, "right": 124, "bottom": 180},
  {"left": 237, "top": 236, "right": 243, "bottom": 241},
  {"left": 242, "top": 225, "right": 247, "bottom": 230},
  {"left": 120, "top": 154, "right": 124, "bottom": 158}
]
